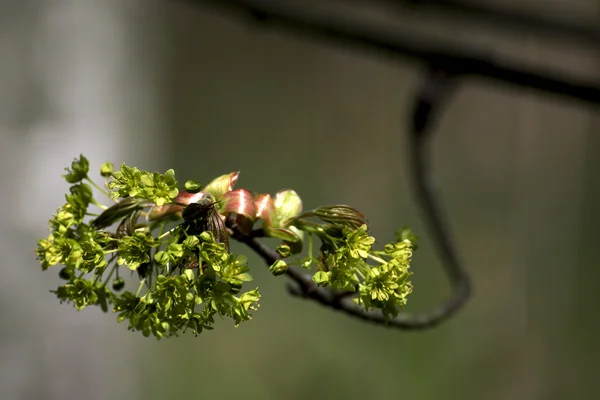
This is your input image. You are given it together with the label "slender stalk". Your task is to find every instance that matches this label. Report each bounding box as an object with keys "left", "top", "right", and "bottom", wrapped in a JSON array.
[
  {"left": 367, "top": 254, "right": 387, "bottom": 265},
  {"left": 103, "top": 262, "right": 118, "bottom": 286},
  {"left": 135, "top": 279, "right": 146, "bottom": 297},
  {"left": 86, "top": 176, "right": 112, "bottom": 200}
]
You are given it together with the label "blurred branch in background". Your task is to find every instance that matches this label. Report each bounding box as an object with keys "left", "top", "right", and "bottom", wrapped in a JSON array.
[
  {"left": 173, "top": 0, "right": 600, "bottom": 329},
  {"left": 187, "top": 0, "right": 600, "bottom": 105},
  {"left": 390, "top": 0, "right": 600, "bottom": 45}
]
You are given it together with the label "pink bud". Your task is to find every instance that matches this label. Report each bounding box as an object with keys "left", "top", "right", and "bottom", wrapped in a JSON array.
[
  {"left": 221, "top": 189, "right": 256, "bottom": 220},
  {"left": 254, "top": 193, "right": 275, "bottom": 226}
]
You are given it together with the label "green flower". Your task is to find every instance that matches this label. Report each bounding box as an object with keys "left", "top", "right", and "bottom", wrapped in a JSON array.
[
  {"left": 218, "top": 254, "right": 254, "bottom": 289},
  {"left": 109, "top": 164, "right": 179, "bottom": 206},
  {"left": 63, "top": 154, "right": 90, "bottom": 183},
  {"left": 77, "top": 237, "right": 108, "bottom": 273},
  {"left": 36, "top": 234, "right": 63, "bottom": 269},
  {"left": 48, "top": 205, "right": 78, "bottom": 234},
  {"left": 64, "top": 183, "right": 93, "bottom": 221},
  {"left": 117, "top": 231, "right": 156, "bottom": 271},
  {"left": 343, "top": 224, "right": 375, "bottom": 259},
  {"left": 139, "top": 169, "right": 179, "bottom": 206},
  {"left": 269, "top": 259, "right": 288, "bottom": 276},
  {"left": 356, "top": 260, "right": 413, "bottom": 320},
  {"left": 108, "top": 164, "right": 143, "bottom": 199},
  {"left": 53, "top": 278, "right": 111, "bottom": 311}
]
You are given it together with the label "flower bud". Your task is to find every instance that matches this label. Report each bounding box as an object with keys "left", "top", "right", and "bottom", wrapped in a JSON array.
[
  {"left": 222, "top": 189, "right": 256, "bottom": 221},
  {"left": 112, "top": 277, "right": 125, "bottom": 291},
  {"left": 276, "top": 244, "right": 291, "bottom": 258},
  {"left": 100, "top": 162, "right": 114, "bottom": 177},
  {"left": 269, "top": 260, "right": 288, "bottom": 276},
  {"left": 203, "top": 172, "right": 239, "bottom": 200},
  {"left": 59, "top": 267, "right": 72, "bottom": 280},
  {"left": 184, "top": 180, "right": 202, "bottom": 193},
  {"left": 272, "top": 190, "right": 302, "bottom": 228},
  {"left": 311, "top": 205, "right": 368, "bottom": 229},
  {"left": 254, "top": 194, "right": 275, "bottom": 226}
]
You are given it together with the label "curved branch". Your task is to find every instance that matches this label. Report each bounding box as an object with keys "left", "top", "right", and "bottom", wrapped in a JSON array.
[{"left": 175, "top": 0, "right": 596, "bottom": 328}]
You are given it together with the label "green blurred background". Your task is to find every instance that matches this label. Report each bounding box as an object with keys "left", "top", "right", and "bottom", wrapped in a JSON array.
[{"left": 1, "top": 1, "right": 598, "bottom": 399}]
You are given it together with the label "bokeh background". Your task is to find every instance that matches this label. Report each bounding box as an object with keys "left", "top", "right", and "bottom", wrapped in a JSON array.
[{"left": 1, "top": 1, "right": 598, "bottom": 399}]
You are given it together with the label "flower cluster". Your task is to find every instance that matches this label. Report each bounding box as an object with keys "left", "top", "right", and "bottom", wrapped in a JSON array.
[
  {"left": 36, "top": 155, "right": 260, "bottom": 339},
  {"left": 276, "top": 209, "right": 416, "bottom": 320},
  {"left": 108, "top": 164, "right": 178, "bottom": 206},
  {"left": 36, "top": 155, "right": 417, "bottom": 338}
]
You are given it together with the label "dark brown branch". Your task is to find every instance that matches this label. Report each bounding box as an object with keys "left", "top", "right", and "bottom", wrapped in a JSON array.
[
  {"left": 183, "top": 0, "right": 600, "bottom": 105},
  {"left": 175, "top": 0, "right": 598, "bottom": 329},
  {"left": 398, "top": 0, "right": 600, "bottom": 45},
  {"left": 235, "top": 232, "right": 465, "bottom": 329}
]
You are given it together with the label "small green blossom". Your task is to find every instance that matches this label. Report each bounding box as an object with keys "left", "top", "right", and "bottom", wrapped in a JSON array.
[
  {"left": 63, "top": 154, "right": 90, "bottom": 183},
  {"left": 275, "top": 244, "right": 292, "bottom": 258},
  {"left": 117, "top": 231, "right": 156, "bottom": 271},
  {"left": 109, "top": 164, "right": 178, "bottom": 206},
  {"left": 343, "top": 224, "right": 375, "bottom": 259},
  {"left": 269, "top": 259, "right": 288, "bottom": 276},
  {"left": 36, "top": 233, "right": 63, "bottom": 269},
  {"left": 312, "top": 270, "right": 330, "bottom": 286},
  {"left": 53, "top": 278, "right": 111, "bottom": 312},
  {"left": 100, "top": 162, "right": 114, "bottom": 177}
]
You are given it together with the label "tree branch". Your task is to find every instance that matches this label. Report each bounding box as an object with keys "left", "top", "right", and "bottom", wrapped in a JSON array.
[
  {"left": 396, "top": 0, "right": 600, "bottom": 45},
  {"left": 183, "top": 0, "right": 600, "bottom": 105},
  {"left": 176, "top": 0, "right": 599, "bottom": 329}
]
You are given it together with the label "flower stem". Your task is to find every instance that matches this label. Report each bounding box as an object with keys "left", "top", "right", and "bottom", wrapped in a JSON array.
[
  {"left": 135, "top": 279, "right": 146, "bottom": 297},
  {"left": 158, "top": 226, "right": 178, "bottom": 240},
  {"left": 367, "top": 253, "right": 387, "bottom": 265},
  {"left": 103, "top": 262, "right": 118, "bottom": 286},
  {"left": 86, "top": 176, "right": 113, "bottom": 200}
]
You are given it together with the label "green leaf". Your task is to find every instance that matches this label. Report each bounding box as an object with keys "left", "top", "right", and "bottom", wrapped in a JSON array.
[{"left": 91, "top": 197, "right": 147, "bottom": 229}]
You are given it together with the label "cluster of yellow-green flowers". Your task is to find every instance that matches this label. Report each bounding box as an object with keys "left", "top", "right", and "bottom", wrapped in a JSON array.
[{"left": 36, "top": 155, "right": 416, "bottom": 339}]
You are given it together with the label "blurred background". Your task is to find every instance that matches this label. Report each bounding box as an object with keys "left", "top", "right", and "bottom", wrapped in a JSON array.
[{"left": 0, "top": 0, "right": 598, "bottom": 399}]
